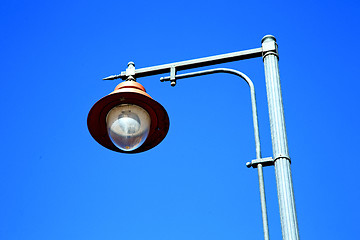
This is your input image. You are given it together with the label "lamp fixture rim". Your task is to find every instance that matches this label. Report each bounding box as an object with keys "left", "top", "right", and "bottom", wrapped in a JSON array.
[{"left": 87, "top": 83, "right": 169, "bottom": 154}]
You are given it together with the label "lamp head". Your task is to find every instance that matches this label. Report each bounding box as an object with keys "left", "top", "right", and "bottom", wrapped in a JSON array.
[{"left": 87, "top": 81, "right": 169, "bottom": 153}]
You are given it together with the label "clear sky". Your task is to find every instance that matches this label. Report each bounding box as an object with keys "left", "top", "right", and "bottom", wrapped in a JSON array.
[{"left": 1, "top": 0, "right": 359, "bottom": 239}]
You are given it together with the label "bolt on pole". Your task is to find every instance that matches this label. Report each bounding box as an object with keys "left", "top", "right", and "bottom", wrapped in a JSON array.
[{"left": 262, "top": 35, "right": 300, "bottom": 240}]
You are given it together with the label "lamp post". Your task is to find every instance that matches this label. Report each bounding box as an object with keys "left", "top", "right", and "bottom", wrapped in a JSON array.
[{"left": 88, "top": 35, "right": 300, "bottom": 240}]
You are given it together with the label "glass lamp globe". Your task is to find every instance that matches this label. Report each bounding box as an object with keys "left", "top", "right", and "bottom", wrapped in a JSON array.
[{"left": 106, "top": 104, "right": 151, "bottom": 151}]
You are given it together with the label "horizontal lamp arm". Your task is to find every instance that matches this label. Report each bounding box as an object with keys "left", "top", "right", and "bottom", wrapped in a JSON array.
[{"left": 103, "top": 47, "right": 263, "bottom": 81}]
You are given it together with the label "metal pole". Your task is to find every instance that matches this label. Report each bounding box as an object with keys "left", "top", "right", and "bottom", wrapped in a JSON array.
[
  {"left": 257, "top": 164, "right": 269, "bottom": 240},
  {"left": 262, "top": 35, "right": 300, "bottom": 240}
]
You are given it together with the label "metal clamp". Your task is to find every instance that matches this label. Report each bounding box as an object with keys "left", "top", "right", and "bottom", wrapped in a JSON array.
[
  {"left": 160, "top": 65, "right": 178, "bottom": 86},
  {"left": 273, "top": 155, "right": 291, "bottom": 164},
  {"left": 246, "top": 157, "right": 274, "bottom": 168},
  {"left": 262, "top": 40, "right": 279, "bottom": 60},
  {"left": 125, "top": 62, "right": 136, "bottom": 81},
  {"left": 262, "top": 51, "right": 279, "bottom": 60},
  {"left": 170, "top": 65, "right": 177, "bottom": 87}
]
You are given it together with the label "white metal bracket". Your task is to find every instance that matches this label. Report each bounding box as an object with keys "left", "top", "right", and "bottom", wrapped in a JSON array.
[{"left": 246, "top": 157, "right": 274, "bottom": 168}]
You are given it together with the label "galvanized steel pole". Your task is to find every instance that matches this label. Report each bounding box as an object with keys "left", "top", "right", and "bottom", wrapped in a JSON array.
[{"left": 262, "top": 35, "right": 300, "bottom": 240}]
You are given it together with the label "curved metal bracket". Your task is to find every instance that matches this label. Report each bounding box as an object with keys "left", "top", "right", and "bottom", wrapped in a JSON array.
[
  {"left": 160, "top": 68, "right": 270, "bottom": 240},
  {"left": 161, "top": 68, "right": 261, "bottom": 158}
]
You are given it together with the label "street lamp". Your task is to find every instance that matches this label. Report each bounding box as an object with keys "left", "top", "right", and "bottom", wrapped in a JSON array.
[
  {"left": 88, "top": 72, "right": 169, "bottom": 153},
  {"left": 87, "top": 35, "right": 300, "bottom": 240}
]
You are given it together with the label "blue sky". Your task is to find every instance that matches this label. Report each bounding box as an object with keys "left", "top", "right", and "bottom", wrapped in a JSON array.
[{"left": 1, "top": 0, "right": 359, "bottom": 239}]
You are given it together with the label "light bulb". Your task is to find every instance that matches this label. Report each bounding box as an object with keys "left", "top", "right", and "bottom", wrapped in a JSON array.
[{"left": 106, "top": 104, "right": 151, "bottom": 151}]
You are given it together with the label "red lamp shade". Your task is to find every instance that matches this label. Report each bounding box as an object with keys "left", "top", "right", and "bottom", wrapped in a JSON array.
[{"left": 87, "top": 81, "right": 170, "bottom": 153}]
